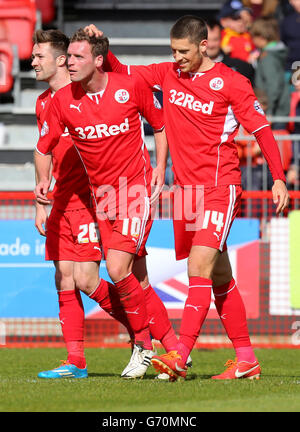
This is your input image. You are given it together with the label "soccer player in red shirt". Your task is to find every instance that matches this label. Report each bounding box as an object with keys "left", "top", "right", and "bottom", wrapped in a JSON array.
[
  {"left": 34, "top": 29, "right": 181, "bottom": 378},
  {"left": 33, "top": 29, "right": 180, "bottom": 380},
  {"left": 88, "top": 16, "right": 289, "bottom": 380}
]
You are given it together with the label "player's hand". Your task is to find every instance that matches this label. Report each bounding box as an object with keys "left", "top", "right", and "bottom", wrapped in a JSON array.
[
  {"left": 150, "top": 166, "right": 165, "bottom": 205},
  {"left": 35, "top": 204, "right": 48, "bottom": 236},
  {"left": 35, "top": 181, "right": 51, "bottom": 205},
  {"left": 84, "top": 24, "right": 103, "bottom": 38},
  {"left": 272, "top": 179, "right": 290, "bottom": 214}
]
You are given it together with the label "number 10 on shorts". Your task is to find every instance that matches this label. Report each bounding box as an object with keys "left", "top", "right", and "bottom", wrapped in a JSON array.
[{"left": 122, "top": 217, "right": 141, "bottom": 238}]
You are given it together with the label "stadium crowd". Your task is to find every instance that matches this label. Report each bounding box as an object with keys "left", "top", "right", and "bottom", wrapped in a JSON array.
[
  {"left": 0, "top": 0, "right": 299, "bottom": 190},
  {"left": 212, "top": 0, "right": 300, "bottom": 191}
]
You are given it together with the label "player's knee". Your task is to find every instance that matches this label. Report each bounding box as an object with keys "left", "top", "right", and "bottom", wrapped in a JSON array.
[
  {"left": 106, "top": 261, "right": 129, "bottom": 283},
  {"left": 187, "top": 260, "right": 213, "bottom": 279},
  {"left": 73, "top": 272, "right": 96, "bottom": 295},
  {"left": 212, "top": 269, "right": 232, "bottom": 287},
  {"left": 55, "top": 271, "right": 75, "bottom": 291}
]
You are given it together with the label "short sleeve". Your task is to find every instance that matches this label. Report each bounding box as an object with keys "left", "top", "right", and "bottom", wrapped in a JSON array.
[
  {"left": 133, "top": 74, "right": 165, "bottom": 131},
  {"left": 36, "top": 96, "right": 65, "bottom": 155},
  {"left": 228, "top": 72, "right": 270, "bottom": 134}
]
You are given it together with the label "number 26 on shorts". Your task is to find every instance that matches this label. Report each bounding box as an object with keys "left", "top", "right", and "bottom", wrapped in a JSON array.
[{"left": 78, "top": 222, "right": 99, "bottom": 244}]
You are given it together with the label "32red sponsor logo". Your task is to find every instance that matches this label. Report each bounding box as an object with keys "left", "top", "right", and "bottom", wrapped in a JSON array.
[{"left": 169, "top": 89, "right": 214, "bottom": 114}]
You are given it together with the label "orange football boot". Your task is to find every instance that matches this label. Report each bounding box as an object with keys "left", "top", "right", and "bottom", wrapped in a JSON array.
[
  {"left": 151, "top": 350, "right": 187, "bottom": 381},
  {"left": 211, "top": 358, "right": 261, "bottom": 380}
]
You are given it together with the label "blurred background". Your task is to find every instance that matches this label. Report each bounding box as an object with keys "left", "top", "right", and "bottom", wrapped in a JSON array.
[{"left": 0, "top": 0, "right": 299, "bottom": 350}]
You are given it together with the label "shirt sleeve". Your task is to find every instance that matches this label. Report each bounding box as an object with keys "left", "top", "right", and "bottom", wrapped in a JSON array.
[
  {"left": 253, "top": 125, "right": 286, "bottom": 182},
  {"left": 104, "top": 50, "right": 172, "bottom": 91},
  {"left": 133, "top": 74, "right": 165, "bottom": 132},
  {"left": 35, "top": 99, "right": 42, "bottom": 133},
  {"left": 36, "top": 96, "right": 65, "bottom": 155},
  {"left": 229, "top": 71, "right": 270, "bottom": 134}
]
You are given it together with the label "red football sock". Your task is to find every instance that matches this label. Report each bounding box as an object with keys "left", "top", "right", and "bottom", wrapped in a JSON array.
[
  {"left": 144, "top": 284, "right": 178, "bottom": 351},
  {"left": 58, "top": 289, "right": 86, "bottom": 369},
  {"left": 178, "top": 277, "right": 212, "bottom": 363},
  {"left": 213, "top": 278, "right": 256, "bottom": 362},
  {"left": 114, "top": 273, "right": 152, "bottom": 350},
  {"left": 160, "top": 326, "right": 178, "bottom": 353},
  {"left": 89, "top": 278, "right": 134, "bottom": 340}
]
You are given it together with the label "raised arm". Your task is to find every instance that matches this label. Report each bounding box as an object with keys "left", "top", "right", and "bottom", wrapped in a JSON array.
[{"left": 229, "top": 73, "right": 289, "bottom": 213}]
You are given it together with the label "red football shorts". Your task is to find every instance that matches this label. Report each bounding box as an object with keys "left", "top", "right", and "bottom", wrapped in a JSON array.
[
  {"left": 95, "top": 185, "right": 153, "bottom": 258},
  {"left": 172, "top": 184, "right": 242, "bottom": 260},
  {"left": 45, "top": 206, "right": 102, "bottom": 261}
]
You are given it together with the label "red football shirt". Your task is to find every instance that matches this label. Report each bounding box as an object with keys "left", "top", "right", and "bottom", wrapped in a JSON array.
[
  {"left": 105, "top": 53, "right": 285, "bottom": 187},
  {"left": 36, "top": 73, "right": 164, "bottom": 200},
  {"left": 36, "top": 88, "right": 92, "bottom": 211}
]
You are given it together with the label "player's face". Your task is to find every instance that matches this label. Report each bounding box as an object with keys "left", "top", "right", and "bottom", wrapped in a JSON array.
[
  {"left": 171, "top": 38, "right": 206, "bottom": 73},
  {"left": 31, "top": 43, "right": 57, "bottom": 82},
  {"left": 207, "top": 26, "right": 222, "bottom": 59},
  {"left": 67, "top": 41, "right": 101, "bottom": 83}
]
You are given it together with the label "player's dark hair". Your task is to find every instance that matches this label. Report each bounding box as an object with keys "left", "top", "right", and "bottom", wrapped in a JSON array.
[
  {"left": 33, "top": 29, "right": 69, "bottom": 57},
  {"left": 70, "top": 28, "right": 109, "bottom": 60},
  {"left": 170, "top": 15, "right": 208, "bottom": 44}
]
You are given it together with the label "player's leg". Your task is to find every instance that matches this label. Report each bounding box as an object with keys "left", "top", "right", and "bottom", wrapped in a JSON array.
[
  {"left": 211, "top": 250, "right": 261, "bottom": 379},
  {"left": 151, "top": 245, "right": 217, "bottom": 380},
  {"left": 38, "top": 260, "right": 88, "bottom": 378},
  {"left": 105, "top": 248, "right": 152, "bottom": 349},
  {"left": 75, "top": 261, "right": 134, "bottom": 339},
  {"left": 38, "top": 208, "right": 88, "bottom": 378},
  {"left": 152, "top": 185, "right": 242, "bottom": 380},
  {"left": 132, "top": 256, "right": 178, "bottom": 353}
]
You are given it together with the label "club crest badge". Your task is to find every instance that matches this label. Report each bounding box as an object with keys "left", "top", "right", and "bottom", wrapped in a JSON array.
[
  {"left": 209, "top": 77, "right": 224, "bottom": 91},
  {"left": 115, "top": 89, "right": 130, "bottom": 103}
]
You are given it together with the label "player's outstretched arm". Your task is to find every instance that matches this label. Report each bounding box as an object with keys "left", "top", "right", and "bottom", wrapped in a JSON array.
[
  {"left": 151, "top": 128, "right": 168, "bottom": 204},
  {"left": 34, "top": 150, "right": 52, "bottom": 205},
  {"left": 272, "top": 179, "right": 290, "bottom": 214},
  {"left": 83, "top": 24, "right": 170, "bottom": 89}
]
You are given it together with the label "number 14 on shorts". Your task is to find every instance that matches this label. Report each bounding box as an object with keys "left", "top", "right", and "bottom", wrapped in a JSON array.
[{"left": 202, "top": 210, "right": 224, "bottom": 232}]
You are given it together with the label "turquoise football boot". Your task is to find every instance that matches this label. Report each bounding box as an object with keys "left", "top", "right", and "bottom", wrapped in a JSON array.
[{"left": 38, "top": 360, "right": 88, "bottom": 379}]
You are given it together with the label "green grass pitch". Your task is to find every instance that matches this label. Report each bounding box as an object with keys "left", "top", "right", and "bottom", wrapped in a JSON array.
[{"left": 0, "top": 347, "right": 299, "bottom": 412}]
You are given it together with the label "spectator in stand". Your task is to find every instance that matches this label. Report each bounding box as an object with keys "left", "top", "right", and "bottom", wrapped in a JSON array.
[
  {"left": 218, "top": 0, "right": 256, "bottom": 62},
  {"left": 206, "top": 17, "right": 255, "bottom": 84},
  {"left": 286, "top": 73, "right": 300, "bottom": 188},
  {"left": 242, "top": 0, "right": 280, "bottom": 21},
  {"left": 280, "top": 0, "right": 300, "bottom": 71},
  {"left": 250, "top": 17, "right": 290, "bottom": 127}
]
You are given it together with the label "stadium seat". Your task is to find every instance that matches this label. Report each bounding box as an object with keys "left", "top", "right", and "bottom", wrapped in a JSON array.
[
  {"left": 0, "top": 0, "right": 37, "bottom": 60},
  {"left": 0, "top": 40, "right": 14, "bottom": 93},
  {"left": 35, "top": 0, "right": 55, "bottom": 24}
]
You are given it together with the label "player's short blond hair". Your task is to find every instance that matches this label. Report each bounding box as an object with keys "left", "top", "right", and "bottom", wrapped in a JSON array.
[
  {"left": 70, "top": 28, "right": 109, "bottom": 59},
  {"left": 170, "top": 15, "right": 208, "bottom": 44},
  {"left": 33, "top": 29, "right": 69, "bottom": 57}
]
